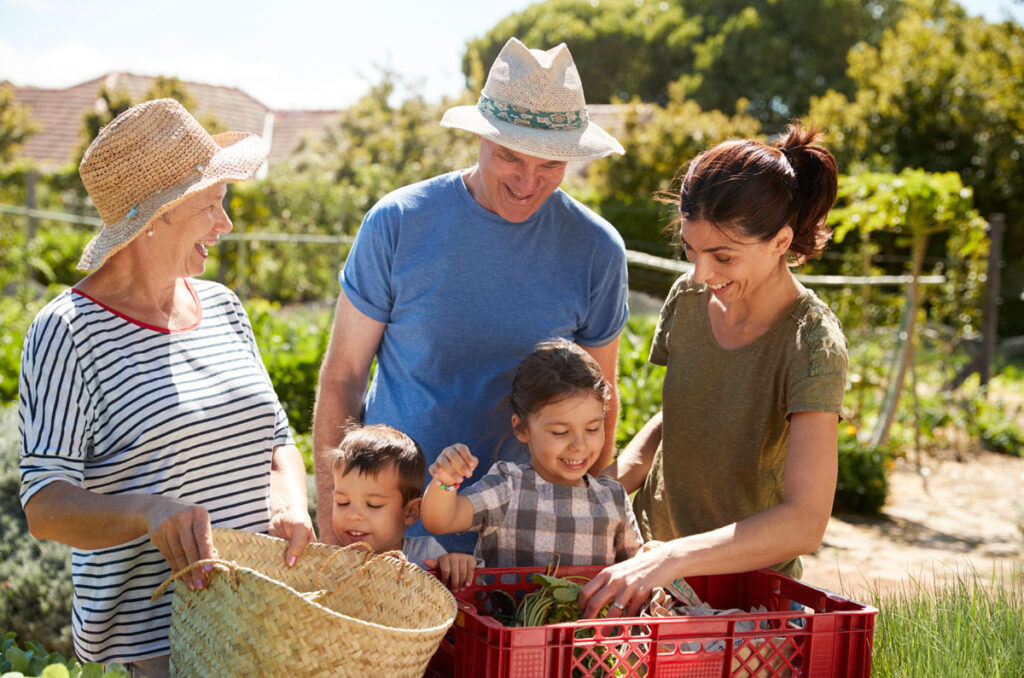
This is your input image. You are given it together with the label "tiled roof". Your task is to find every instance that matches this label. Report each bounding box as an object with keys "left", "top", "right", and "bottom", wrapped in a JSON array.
[
  {"left": 6, "top": 73, "right": 321, "bottom": 171},
  {"left": 7, "top": 74, "right": 628, "bottom": 173},
  {"left": 267, "top": 109, "right": 339, "bottom": 166}
]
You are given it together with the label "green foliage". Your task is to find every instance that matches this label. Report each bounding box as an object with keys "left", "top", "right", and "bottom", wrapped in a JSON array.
[
  {"left": 75, "top": 87, "right": 133, "bottom": 166},
  {"left": 464, "top": 0, "right": 696, "bottom": 104},
  {"left": 615, "top": 312, "right": 665, "bottom": 449},
  {"left": 834, "top": 424, "right": 890, "bottom": 514},
  {"left": 464, "top": 0, "right": 898, "bottom": 126},
  {"left": 809, "top": 0, "right": 1024, "bottom": 331},
  {"left": 0, "top": 408, "right": 75, "bottom": 659},
  {"left": 829, "top": 169, "right": 988, "bottom": 336},
  {"left": 1, "top": 631, "right": 127, "bottom": 678},
  {"left": 0, "top": 86, "right": 40, "bottom": 164},
  {"left": 582, "top": 88, "right": 761, "bottom": 253},
  {"left": 243, "top": 300, "right": 333, "bottom": 436},
  {"left": 0, "top": 295, "right": 49, "bottom": 405},
  {"left": 972, "top": 398, "right": 1024, "bottom": 457}
]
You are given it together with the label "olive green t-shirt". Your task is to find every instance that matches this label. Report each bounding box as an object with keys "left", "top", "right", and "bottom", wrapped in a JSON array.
[{"left": 632, "top": 275, "right": 848, "bottom": 578}]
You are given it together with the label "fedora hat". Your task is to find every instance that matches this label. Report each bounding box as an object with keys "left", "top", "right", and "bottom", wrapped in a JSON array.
[
  {"left": 441, "top": 37, "right": 624, "bottom": 162},
  {"left": 77, "top": 98, "right": 268, "bottom": 271}
]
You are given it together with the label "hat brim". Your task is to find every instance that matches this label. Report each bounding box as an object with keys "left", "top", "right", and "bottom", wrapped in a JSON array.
[
  {"left": 440, "top": 105, "right": 624, "bottom": 162},
  {"left": 76, "top": 132, "right": 268, "bottom": 272}
]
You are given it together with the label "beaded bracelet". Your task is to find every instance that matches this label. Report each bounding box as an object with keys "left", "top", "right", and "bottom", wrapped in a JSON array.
[{"left": 436, "top": 479, "right": 460, "bottom": 492}]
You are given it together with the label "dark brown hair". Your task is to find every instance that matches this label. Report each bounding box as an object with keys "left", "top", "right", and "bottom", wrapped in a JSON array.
[
  {"left": 508, "top": 338, "right": 609, "bottom": 427},
  {"left": 329, "top": 423, "right": 426, "bottom": 504},
  {"left": 673, "top": 121, "right": 839, "bottom": 264}
]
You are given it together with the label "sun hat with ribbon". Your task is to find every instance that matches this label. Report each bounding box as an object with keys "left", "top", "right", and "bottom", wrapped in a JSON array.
[
  {"left": 76, "top": 98, "right": 268, "bottom": 271},
  {"left": 440, "top": 37, "right": 624, "bottom": 162}
]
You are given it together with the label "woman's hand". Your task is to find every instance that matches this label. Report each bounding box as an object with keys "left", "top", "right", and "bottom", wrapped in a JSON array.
[
  {"left": 577, "top": 542, "right": 677, "bottom": 618},
  {"left": 426, "top": 552, "right": 477, "bottom": 593},
  {"left": 429, "top": 443, "right": 479, "bottom": 487},
  {"left": 144, "top": 495, "right": 217, "bottom": 591}
]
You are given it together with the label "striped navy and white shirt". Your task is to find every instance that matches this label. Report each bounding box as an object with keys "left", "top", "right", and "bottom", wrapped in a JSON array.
[{"left": 18, "top": 279, "right": 292, "bottom": 665}]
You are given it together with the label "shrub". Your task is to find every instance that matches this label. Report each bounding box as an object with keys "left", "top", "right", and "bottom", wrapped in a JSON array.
[
  {"left": 0, "top": 407, "right": 74, "bottom": 658},
  {"left": 0, "top": 631, "right": 127, "bottom": 677},
  {"left": 833, "top": 425, "right": 891, "bottom": 514},
  {"left": 244, "top": 299, "right": 333, "bottom": 436},
  {"left": 615, "top": 312, "right": 665, "bottom": 449}
]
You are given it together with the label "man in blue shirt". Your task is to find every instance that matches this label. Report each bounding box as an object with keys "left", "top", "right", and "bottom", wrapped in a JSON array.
[{"left": 313, "top": 37, "right": 628, "bottom": 551}]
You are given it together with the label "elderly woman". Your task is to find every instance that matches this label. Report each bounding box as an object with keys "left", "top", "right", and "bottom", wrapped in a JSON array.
[{"left": 18, "top": 99, "right": 313, "bottom": 677}]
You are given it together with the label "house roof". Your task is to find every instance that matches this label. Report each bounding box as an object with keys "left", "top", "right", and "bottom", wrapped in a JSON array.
[
  {"left": 7, "top": 74, "right": 631, "bottom": 173},
  {"left": 266, "top": 109, "right": 340, "bottom": 167},
  {"left": 6, "top": 72, "right": 338, "bottom": 171}
]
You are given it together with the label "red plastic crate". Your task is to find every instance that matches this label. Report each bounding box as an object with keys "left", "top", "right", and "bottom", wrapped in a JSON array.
[{"left": 425, "top": 566, "right": 876, "bottom": 678}]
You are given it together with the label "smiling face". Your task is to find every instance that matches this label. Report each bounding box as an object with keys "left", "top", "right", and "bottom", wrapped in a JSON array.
[
  {"left": 680, "top": 218, "right": 792, "bottom": 305},
  {"left": 513, "top": 389, "right": 605, "bottom": 487},
  {"left": 465, "top": 138, "right": 568, "bottom": 222},
  {"left": 331, "top": 464, "right": 419, "bottom": 553},
  {"left": 156, "top": 182, "right": 232, "bottom": 278}
]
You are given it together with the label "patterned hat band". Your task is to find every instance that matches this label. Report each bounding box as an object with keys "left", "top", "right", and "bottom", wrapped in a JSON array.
[{"left": 477, "top": 95, "right": 588, "bottom": 131}]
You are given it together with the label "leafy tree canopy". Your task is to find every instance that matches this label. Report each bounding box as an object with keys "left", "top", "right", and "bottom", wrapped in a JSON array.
[
  {"left": 0, "top": 84, "right": 40, "bottom": 164},
  {"left": 463, "top": 0, "right": 899, "bottom": 127}
]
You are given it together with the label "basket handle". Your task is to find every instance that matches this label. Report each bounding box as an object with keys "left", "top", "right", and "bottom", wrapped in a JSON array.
[
  {"left": 315, "top": 543, "right": 409, "bottom": 594},
  {"left": 150, "top": 558, "right": 239, "bottom": 601}
]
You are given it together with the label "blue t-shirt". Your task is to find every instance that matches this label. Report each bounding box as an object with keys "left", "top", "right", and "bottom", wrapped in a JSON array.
[{"left": 341, "top": 170, "right": 628, "bottom": 550}]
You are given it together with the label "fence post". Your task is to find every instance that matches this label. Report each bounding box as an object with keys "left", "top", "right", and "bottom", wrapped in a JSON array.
[
  {"left": 980, "top": 213, "right": 1005, "bottom": 390},
  {"left": 25, "top": 170, "right": 39, "bottom": 283}
]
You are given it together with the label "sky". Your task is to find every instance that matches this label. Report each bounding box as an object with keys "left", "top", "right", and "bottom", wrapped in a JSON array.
[{"left": 1, "top": 0, "right": 1022, "bottom": 111}]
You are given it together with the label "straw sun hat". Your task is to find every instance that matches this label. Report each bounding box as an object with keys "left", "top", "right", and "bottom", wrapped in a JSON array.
[
  {"left": 441, "top": 37, "right": 624, "bottom": 162},
  {"left": 77, "top": 98, "right": 268, "bottom": 271}
]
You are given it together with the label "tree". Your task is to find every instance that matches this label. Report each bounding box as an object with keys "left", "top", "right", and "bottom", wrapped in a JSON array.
[
  {"left": 829, "top": 169, "right": 987, "bottom": 447},
  {"left": 0, "top": 84, "right": 40, "bottom": 164},
  {"left": 810, "top": 0, "right": 1024, "bottom": 331},
  {"left": 582, "top": 81, "right": 761, "bottom": 252},
  {"left": 145, "top": 76, "right": 225, "bottom": 134},
  {"left": 463, "top": 0, "right": 899, "bottom": 127}
]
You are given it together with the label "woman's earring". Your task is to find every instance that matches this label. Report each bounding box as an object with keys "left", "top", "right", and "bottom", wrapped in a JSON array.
[{"left": 147, "top": 226, "right": 155, "bottom": 237}]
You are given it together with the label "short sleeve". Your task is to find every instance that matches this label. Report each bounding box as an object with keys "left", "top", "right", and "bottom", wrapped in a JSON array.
[
  {"left": 788, "top": 306, "right": 849, "bottom": 419},
  {"left": 575, "top": 239, "right": 629, "bottom": 348},
  {"left": 18, "top": 308, "right": 91, "bottom": 508},
  {"left": 463, "top": 461, "right": 517, "bottom": 531},
  {"left": 339, "top": 204, "right": 397, "bottom": 323},
  {"left": 597, "top": 477, "right": 645, "bottom": 561}
]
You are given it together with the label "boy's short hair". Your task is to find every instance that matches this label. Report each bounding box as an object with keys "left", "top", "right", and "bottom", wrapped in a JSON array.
[{"left": 327, "top": 423, "right": 426, "bottom": 504}]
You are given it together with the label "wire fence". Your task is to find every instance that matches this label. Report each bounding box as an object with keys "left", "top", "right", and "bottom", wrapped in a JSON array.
[{"left": 0, "top": 204, "right": 947, "bottom": 287}]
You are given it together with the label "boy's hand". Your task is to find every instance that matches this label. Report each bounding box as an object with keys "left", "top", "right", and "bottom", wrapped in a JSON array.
[
  {"left": 426, "top": 552, "right": 477, "bottom": 593},
  {"left": 430, "top": 443, "right": 478, "bottom": 487}
]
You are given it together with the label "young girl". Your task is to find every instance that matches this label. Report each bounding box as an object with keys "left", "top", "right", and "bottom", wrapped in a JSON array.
[{"left": 421, "top": 338, "right": 643, "bottom": 568}]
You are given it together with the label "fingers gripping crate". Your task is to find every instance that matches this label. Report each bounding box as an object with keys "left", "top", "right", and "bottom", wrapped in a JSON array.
[{"left": 426, "top": 566, "right": 876, "bottom": 678}]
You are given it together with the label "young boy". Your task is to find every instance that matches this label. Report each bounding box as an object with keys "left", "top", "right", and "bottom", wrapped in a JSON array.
[{"left": 327, "top": 423, "right": 476, "bottom": 591}]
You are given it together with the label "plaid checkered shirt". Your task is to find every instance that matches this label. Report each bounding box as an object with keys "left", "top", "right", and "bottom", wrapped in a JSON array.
[{"left": 462, "top": 461, "right": 644, "bottom": 567}]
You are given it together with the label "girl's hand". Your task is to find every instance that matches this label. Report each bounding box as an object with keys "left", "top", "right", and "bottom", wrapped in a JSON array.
[
  {"left": 426, "top": 552, "right": 477, "bottom": 593},
  {"left": 577, "top": 542, "right": 676, "bottom": 618},
  {"left": 430, "top": 443, "right": 478, "bottom": 487}
]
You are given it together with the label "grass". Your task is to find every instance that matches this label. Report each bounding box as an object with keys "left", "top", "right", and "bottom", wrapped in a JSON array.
[{"left": 869, "top": 565, "right": 1024, "bottom": 677}]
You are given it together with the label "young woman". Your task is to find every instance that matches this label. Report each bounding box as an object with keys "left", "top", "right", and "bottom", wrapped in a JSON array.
[{"left": 579, "top": 123, "right": 848, "bottom": 618}]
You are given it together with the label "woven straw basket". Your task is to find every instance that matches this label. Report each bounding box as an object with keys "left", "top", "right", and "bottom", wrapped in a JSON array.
[{"left": 153, "top": 528, "right": 457, "bottom": 677}]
